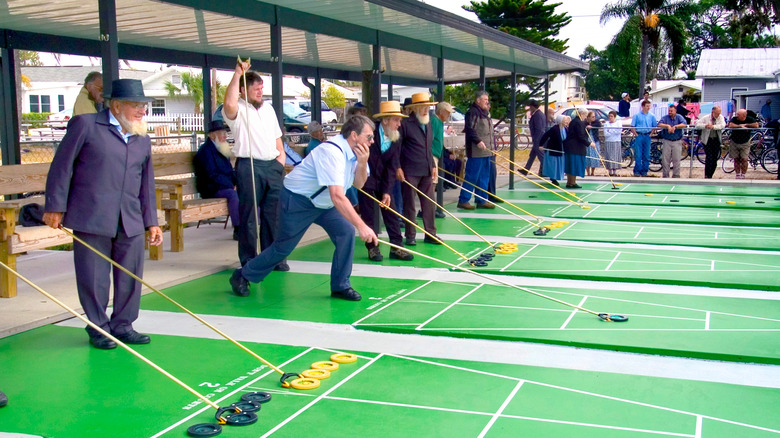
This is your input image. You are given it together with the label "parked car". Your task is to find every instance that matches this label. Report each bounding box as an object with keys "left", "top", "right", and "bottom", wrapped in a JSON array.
[
  {"left": 554, "top": 105, "right": 631, "bottom": 127},
  {"left": 47, "top": 108, "right": 73, "bottom": 129},
  {"left": 286, "top": 99, "right": 338, "bottom": 124}
]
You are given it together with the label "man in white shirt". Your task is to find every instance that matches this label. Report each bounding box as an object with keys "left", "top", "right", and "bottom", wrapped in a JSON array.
[
  {"left": 223, "top": 60, "right": 287, "bottom": 269},
  {"left": 229, "top": 115, "right": 378, "bottom": 301},
  {"left": 695, "top": 105, "right": 726, "bottom": 179}
]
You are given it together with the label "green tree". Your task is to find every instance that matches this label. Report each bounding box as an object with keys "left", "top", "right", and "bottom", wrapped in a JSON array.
[
  {"left": 449, "top": 0, "right": 571, "bottom": 122},
  {"left": 464, "top": 0, "right": 571, "bottom": 52},
  {"left": 680, "top": 0, "right": 779, "bottom": 73},
  {"left": 18, "top": 50, "right": 43, "bottom": 66},
  {"left": 165, "top": 72, "right": 226, "bottom": 114},
  {"left": 580, "top": 34, "right": 642, "bottom": 100},
  {"left": 601, "top": 0, "right": 694, "bottom": 98},
  {"left": 322, "top": 85, "right": 346, "bottom": 109}
]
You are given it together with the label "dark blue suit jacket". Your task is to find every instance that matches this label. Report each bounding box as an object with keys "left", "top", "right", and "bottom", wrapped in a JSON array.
[
  {"left": 396, "top": 111, "right": 434, "bottom": 177},
  {"left": 45, "top": 110, "right": 157, "bottom": 238},
  {"left": 193, "top": 138, "right": 237, "bottom": 198}
]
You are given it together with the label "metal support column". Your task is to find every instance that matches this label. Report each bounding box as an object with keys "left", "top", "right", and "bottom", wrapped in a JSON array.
[
  {"left": 98, "top": 0, "right": 119, "bottom": 97},
  {"left": 0, "top": 46, "right": 20, "bottom": 165},
  {"left": 387, "top": 80, "right": 393, "bottom": 101},
  {"left": 271, "top": 6, "right": 283, "bottom": 126},
  {"left": 436, "top": 56, "right": 444, "bottom": 209},
  {"left": 479, "top": 64, "right": 486, "bottom": 91},
  {"left": 313, "top": 70, "right": 322, "bottom": 123},
  {"left": 370, "top": 41, "right": 381, "bottom": 116},
  {"left": 202, "top": 63, "right": 212, "bottom": 131},
  {"left": 509, "top": 69, "right": 517, "bottom": 189}
]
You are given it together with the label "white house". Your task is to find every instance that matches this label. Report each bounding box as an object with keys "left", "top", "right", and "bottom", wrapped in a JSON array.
[{"left": 647, "top": 79, "right": 702, "bottom": 104}]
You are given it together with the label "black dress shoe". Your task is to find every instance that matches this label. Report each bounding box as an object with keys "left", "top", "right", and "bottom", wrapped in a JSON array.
[
  {"left": 434, "top": 210, "right": 446, "bottom": 218},
  {"left": 274, "top": 262, "right": 290, "bottom": 271},
  {"left": 0, "top": 390, "right": 8, "bottom": 407},
  {"left": 405, "top": 237, "right": 417, "bottom": 246},
  {"left": 230, "top": 269, "right": 250, "bottom": 297},
  {"left": 114, "top": 330, "right": 150, "bottom": 345},
  {"left": 424, "top": 235, "right": 443, "bottom": 244},
  {"left": 331, "top": 287, "right": 362, "bottom": 301},
  {"left": 89, "top": 334, "right": 117, "bottom": 350}
]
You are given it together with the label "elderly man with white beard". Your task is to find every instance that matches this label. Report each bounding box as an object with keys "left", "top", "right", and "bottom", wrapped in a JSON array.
[
  {"left": 357, "top": 101, "right": 414, "bottom": 262},
  {"left": 43, "top": 79, "right": 162, "bottom": 350},
  {"left": 395, "top": 92, "right": 441, "bottom": 246},
  {"left": 194, "top": 120, "right": 240, "bottom": 240}
]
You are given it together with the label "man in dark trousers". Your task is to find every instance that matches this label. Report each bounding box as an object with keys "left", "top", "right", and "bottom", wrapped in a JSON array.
[
  {"left": 458, "top": 91, "right": 495, "bottom": 210},
  {"left": 43, "top": 79, "right": 162, "bottom": 349},
  {"left": 521, "top": 99, "right": 546, "bottom": 175},
  {"left": 222, "top": 59, "right": 287, "bottom": 270},
  {"left": 193, "top": 120, "right": 240, "bottom": 240},
  {"left": 358, "top": 101, "right": 414, "bottom": 262},
  {"left": 395, "top": 92, "right": 441, "bottom": 246},
  {"left": 229, "top": 116, "right": 378, "bottom": 301}
]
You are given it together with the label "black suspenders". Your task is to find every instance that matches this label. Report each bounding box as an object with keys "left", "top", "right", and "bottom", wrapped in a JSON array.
[{"left": 309, "top": 141, "right": 343, "bottom": 200}]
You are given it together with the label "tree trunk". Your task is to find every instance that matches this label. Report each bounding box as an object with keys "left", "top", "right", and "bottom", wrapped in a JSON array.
[{"left": 639, "top": 33, "right": 650, "bottom": 100}]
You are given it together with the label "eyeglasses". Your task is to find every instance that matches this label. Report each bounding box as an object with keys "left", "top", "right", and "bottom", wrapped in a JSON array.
[
  {"left": 123, "top": 102, "right": 147, "bottom": 109},
  {"left": 365, "top": 134, "right": 374, "bottom": 141}
]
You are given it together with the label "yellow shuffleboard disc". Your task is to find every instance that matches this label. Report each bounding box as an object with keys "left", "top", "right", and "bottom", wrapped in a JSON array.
[
  {"left": 290, "top": 378, "right": 321, "bottom": 390},
  {"left": 330, "top": 353, "right": 358, "bottom": 363},
  {"left": 301, "top": 369, "right": 331, "bottom": 380},
  {"left": 311, "top": 361, "right": 339, "bottom": 371},
  {"left": 726, "top": 201, "right": 736, "bottom": 205}
]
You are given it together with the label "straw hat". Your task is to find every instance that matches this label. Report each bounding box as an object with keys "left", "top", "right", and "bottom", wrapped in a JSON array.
[
  {"left": 404, "top": 92, "right": 437, "bottom": 108},
  {"left": 374, "top": 101, "right": 408, "bottom": 118}
]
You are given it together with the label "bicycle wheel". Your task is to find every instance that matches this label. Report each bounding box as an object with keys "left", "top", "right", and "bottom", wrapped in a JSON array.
[
  {"left": 694, "top": 143, "right": 707, "bottom": 164},
  {"left": 761, "top": 148, "right": 778, "bottom": 174},
  {"left": 722, "top": 155, "right": 735, "bottom": 173},
  {"left": 621, "top": 143, "right": 634, "bottom": 168},
  {"left": 680, "top": 140, "right": 690, "bottom": 160},
  {"left": 648, "top": 141, "right": 662, "bottom": 172}
]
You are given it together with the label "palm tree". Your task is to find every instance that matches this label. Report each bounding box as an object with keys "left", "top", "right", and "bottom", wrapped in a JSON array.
[
  {"left": 165, "top": 72, "right": 205, "bottom": 114},
  {"left": 601, "top": 0, "right": 693, "bottom": 98}
]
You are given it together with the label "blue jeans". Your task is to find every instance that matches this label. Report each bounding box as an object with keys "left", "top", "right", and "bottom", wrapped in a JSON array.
[
  {"left": 240, "top": 188, "right": 355, "bottom": 291},
  {"left": 633, "top": 134, "right": 651, "bottom": 176},
  {"left": 458, "top": 156, "right": 491, "bottom": 204}
]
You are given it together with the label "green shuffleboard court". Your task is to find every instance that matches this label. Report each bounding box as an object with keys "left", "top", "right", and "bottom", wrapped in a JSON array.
[
  {"left": 140, "top": 272, "right": 780, "bottom": 363},
  {"left": 289, "top": 238, "right": 780, "bottom": 291},
  {"left": 1, "top": 325, "right": 779, "bottom": 437},
  {"left": 436, "top": 214, "right": 780, "bottom": 252},
  {"left": 508, "top": 181, "right": 780, "bottom": 197},
  {"left": 454, "top": 200, "right": 780, "bottom": 227},
  {"left": 495, "top": 189, "right": 780, "bottom": 210}
]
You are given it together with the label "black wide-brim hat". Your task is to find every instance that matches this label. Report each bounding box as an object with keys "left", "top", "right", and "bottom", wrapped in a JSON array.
[
  {"left": 208, "top": 120, "right": 229, "bottom": 133},
  {"left": 105, "top": 79, "right": 153, "bottom": 102}
]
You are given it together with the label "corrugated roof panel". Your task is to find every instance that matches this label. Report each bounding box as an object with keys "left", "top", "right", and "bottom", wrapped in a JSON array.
[
  {"left": 696, "top": 48, "right": 780, "bottom": 78},
  {"left": 382, "top": 47, "right": 436, "bottom": 80}
]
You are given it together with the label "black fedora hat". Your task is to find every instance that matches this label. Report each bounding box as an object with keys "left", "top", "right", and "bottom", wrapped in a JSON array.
[
  {"left": 105, "top": 79, "right": 153, "bottom": 102},
  {"left": 208, "top": 120, "right": 229, "bottom": 133}
]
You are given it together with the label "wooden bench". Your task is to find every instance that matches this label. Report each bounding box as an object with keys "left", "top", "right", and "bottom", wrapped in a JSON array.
[
  {"left": 0, "top": 153, "right": 190, "bottom": 298},
  {"left": 152, "top": 151, "right": 230, "bottom": 257}
]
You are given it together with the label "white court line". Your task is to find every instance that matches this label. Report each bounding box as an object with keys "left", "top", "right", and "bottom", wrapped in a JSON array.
[
  {"left": 604, "top": 193, "right": 620, "bottom": 203},
  {"left": 671, "top": 186, "right": 676, "bottom": 191},
  {"left": 501, "top": 244, "right": 538, "bottom": 272},
  {"left": 560, "top": 296, "right": 588, "bottom": 329},
  {"left": 705, "top": 312, "right": 711, "bottom": 330},
  {"left": 353, "top": 281, "right": 433, "bottom": 326},
  {"left": 662, "top": 196, "right": 668, "bottom": 203},
  {"left": 552, "top": 223, "right": 572, "bottom": 239},
  {"left": 695, "top": 416, "right": 703, "bottom": 438},
  {"left": 552, "top": 204, "right": 572, "bottom": 217},
  {"left": 259, "top": 354, "right": 384, "bottom": 438},
  {"left": 714, "top": 232, "right": 718, "bottom": 239},
  {"left": 478, "top": 380, "right": 525, "bottom": 438},
  {"left": 651, "top": 208, "right": 658, "bottom": 217},
  {"left": 389, "top": 354, "right": 780, "bottom": 435},
  {"left": 151, "top": 347, "right": 316, "bottom": 438},
  {"left": 582, "top": 205, "right": 600, "bottom": 217},
  {"left": 634, "top": 226, "right": 644, "bottom": 239},
  {"left": 711, "top": 260, "right": 715, "bottom": 271},
  {"left": 605, "top": 252, "right": 621, "bottom": 271},
  {"left": 416, "top": 284, "right": 484, "bottom": 330}
]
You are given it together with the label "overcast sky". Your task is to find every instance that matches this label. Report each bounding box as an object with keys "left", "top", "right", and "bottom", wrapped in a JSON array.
[{"left": 422, "top": 0, "right": 626, "bottom": 58}]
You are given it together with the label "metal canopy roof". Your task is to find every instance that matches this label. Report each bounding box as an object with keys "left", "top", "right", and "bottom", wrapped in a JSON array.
[{"left": 0, "top": 0, "right": 587, "bottom": 84}]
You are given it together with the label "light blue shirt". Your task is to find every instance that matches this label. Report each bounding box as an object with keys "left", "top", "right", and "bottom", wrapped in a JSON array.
[
  {"left": 108, "top": 111, "right": 132, "bottom": 143},
  {"left": 284, "top": 134, "right": 363, "bottom": 209},
  {"left": 379, "top": 125, "right": 393, "bottom": 153},
  {"left": 632, "top": 111, "right": 657, "bottom": 134}
]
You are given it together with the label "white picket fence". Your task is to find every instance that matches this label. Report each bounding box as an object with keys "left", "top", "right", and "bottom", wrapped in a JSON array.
[{"left": 146, "top": 113, "right": 205, "bottom": 132}]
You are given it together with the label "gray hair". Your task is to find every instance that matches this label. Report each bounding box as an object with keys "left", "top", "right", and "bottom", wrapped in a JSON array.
[
  {"left": 341, "top": 115, "right": 375, "bottom": 138},
  {"left": 84, "top": 71, "right": 102, "bottom": 84},
  {"left": 474, "top": 90, "right": 489, "bottom": 102},
  {"left": 577, "top": 108, "right": 588, "bottom": 116}
]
